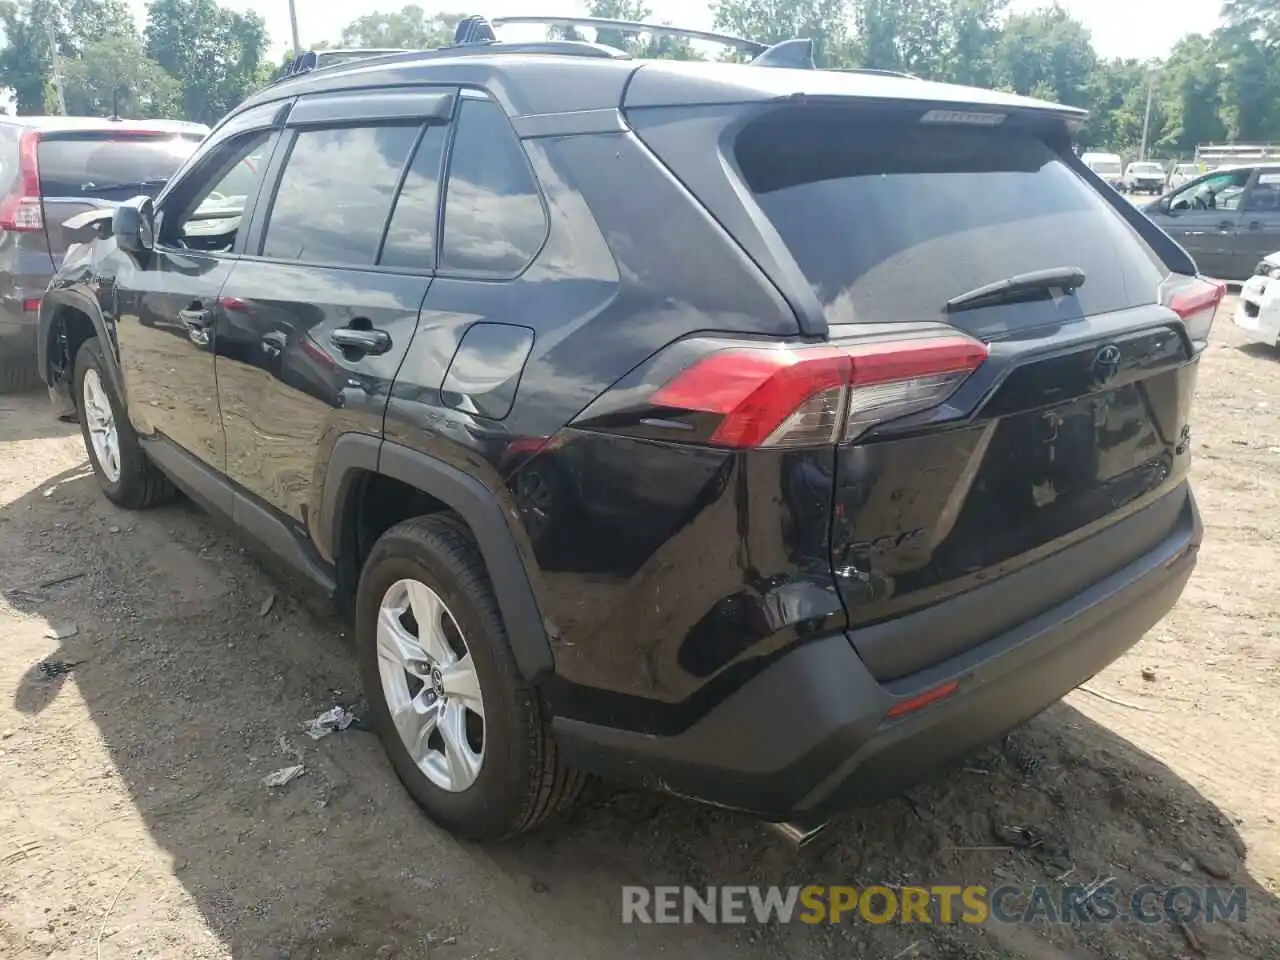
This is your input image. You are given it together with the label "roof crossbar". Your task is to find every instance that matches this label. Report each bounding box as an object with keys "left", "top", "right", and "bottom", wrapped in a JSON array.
[{"left": 490, "top": 16, "right": 769, "bottom": 56}]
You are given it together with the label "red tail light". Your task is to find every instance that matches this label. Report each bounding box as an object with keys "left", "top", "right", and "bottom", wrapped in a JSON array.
[
  {"left": 1164, "top": 275, "right": 1225, "bottom": 347},
  {"left": 0, "top": 130, "right": 43, "bottom": 232},
  {"left": 650, "top": 335, "right": 989, "bottom": 449}
]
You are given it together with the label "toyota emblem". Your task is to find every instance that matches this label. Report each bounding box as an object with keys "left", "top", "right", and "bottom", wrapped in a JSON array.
[{"left": 1092, "top": 343, "right": 1123, "bottom": 384}]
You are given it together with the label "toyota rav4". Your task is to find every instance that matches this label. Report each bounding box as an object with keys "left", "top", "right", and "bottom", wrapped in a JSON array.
[{"left": 36, "top": 18, "right": 1216, "bottom": 841}]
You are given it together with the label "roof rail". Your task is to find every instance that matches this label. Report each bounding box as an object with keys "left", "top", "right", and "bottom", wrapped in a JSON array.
[
  {"left": 490, "top": 16, "right": 768, "bottom": 56},
  {"left": 273, "top": 48, "right": 412, "bottom": 84}
]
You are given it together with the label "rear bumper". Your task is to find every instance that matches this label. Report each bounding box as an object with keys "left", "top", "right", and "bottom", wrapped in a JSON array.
[{"left": 554, "top": 488, "right": 1201, "bottom": 821}]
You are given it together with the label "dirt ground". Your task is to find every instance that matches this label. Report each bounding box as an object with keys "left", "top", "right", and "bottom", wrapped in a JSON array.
[{"left": 1, "top": 300, "right": 1278, "bottom": 960}]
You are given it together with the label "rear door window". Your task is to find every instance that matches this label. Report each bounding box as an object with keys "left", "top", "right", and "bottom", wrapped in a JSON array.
[
  {"left": 735, "top": 110, "right": 1167, "bottom": 335},
  {"left": 36, "top": 134, "right": 202, "bottom": 199}
]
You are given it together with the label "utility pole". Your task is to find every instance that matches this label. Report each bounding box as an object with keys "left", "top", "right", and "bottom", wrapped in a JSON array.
[
  {"left": 1139, "top": 68, "right": 1156, "bottom": 162},
  {"left": 288, "top": 0, "right": 301, "bottom": 56},
  {"left": 46, "top": 22, "right": 68, "bottom": 115}
]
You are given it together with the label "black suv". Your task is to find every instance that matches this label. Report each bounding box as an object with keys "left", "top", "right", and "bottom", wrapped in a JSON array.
[
  {"left": 0, "top": 116, "right": 208, "bottom": 391},
  {"left": 37, "top": 19, "right": 1217, "bottom": 841}
]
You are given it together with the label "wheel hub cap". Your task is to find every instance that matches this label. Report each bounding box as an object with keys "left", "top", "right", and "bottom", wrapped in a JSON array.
[
  {"left": 82, "top": 368, "right": 121, "bottom": 484},
  {"left": 375, "top": 578, "right": 485, "bottom": 793}
]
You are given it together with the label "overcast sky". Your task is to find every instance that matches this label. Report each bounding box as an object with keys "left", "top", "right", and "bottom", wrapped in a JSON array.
[{"left": 125, "top": 0, "right": 1225, "bottom": 63}]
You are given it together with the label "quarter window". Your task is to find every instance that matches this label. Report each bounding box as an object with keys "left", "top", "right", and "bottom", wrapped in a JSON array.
[
  {"left": 379, "top": 126, "right": 448, "bottom": 269},
  {"left": 261, "top": 124, "right": 419, "bottom": 265},
  {"left": 439, "top": 99, "right": 546, "bottom": 277}
]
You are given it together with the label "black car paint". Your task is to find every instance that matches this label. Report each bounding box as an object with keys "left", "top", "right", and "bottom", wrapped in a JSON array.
[{"left": 38, "top": 52, "right": 1206, "bottom": 819}]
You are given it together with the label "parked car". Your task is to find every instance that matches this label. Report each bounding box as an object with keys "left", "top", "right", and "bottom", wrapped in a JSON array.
[
  {"left": 1143, "top": 164, "right": 1280, "bottom": 280},
  {"left": 0, "top": 117, "right": 208, "bottom": 392},
  {"left": 37, "top": 19, "right": 1213, "bottom": 842},
  {"left": 1233, "top": 251, "right": 1280, "bottom": 347},
  {"left": 1123, "top": 160, "right": 1165, "bottom": 195},
  {"left": 1166, "top": 162, "right": 1201, "bottom": 191},
  {"left": 1081, "top": 151, "right": 1124, "bottom": 189}
]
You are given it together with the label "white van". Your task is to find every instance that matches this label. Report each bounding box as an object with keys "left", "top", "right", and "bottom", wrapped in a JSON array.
[{"left": 1081, "top": 151, "right": 1124, "bottom": 189}]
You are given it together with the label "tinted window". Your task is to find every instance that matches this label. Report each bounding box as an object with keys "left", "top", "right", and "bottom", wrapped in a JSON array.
[
  {"left": 160, "top": 130, "right": 277, "bottom": 252},
  {"left": 736, "top": 110, "right": 1166, "bottom": 333},
  {"left": 1169, "top": 169, "right": 1251, "bottom": 213},
  {"left": 262, "top": 124, "right": 419, "bottom": 265},
  {"left": 440, "top": 99, "right": 546, "bottom": 277},
  {"left": 36, "top": 135, "right": 201, "bottom": 198},
  {"left": 379, "top": 125, "right": 447, "bottom": 269}
]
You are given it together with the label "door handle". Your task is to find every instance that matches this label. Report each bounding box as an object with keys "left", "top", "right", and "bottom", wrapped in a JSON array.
[
  {"left": 1217, "top": 220, "right": 1235, "bottom": 231},
  {"left": 1249, "top": 220, "right": 1264, "bottom": 230},
  {"left": 330, "top": 326, "right": 391, "bottom": 356}
]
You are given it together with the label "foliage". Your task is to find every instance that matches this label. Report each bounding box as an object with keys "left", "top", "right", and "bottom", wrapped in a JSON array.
[
  {"left": 6, "top": 0, "right": 1280, "bottom": 159},
  {"left": 339, "top": 5, "right": 462, "bottom": 49},
  {"left": 144, "top": 0, "right": 268, "bottom": 125},
  {"left": 63, "top": 33, "right": 179, "bottom": 117}
]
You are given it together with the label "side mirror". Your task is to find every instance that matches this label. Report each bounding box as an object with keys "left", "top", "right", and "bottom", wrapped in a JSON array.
[
  {"left": 113, "top": 196, "right": 155, "bottom": 256},
  {"left": 1157, "top": 196, "right": 1174, "bottom": 214}
]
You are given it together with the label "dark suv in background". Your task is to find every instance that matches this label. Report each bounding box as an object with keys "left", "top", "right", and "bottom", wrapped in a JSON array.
[
  {"left": 37, "top": 17, "right": 1217, "bottom": 842},
  {"left": 0, "top": 116, "right": 207, "bottom": 391}
]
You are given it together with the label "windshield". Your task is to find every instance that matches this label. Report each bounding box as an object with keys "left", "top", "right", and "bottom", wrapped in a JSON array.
[
  {"left": 36, "top": 135, "right": 201, "bottom": 198},
  {"left": 736, "top": 109, "right": 1165, "bottom": 335},
  {"left": 1131, "top": 163, "right": 1162, "bottom": 175},
  {"left": 1090, "top": 160, "right": 1122, "bottom": 175}
]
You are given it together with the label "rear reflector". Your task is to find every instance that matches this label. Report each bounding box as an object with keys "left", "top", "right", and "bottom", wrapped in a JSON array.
[
  {"left": 22, "top": 298, "right": 41, "bottom": 313},
  {"left": 1165, "top": 276, "right": 1226, "bottom": 348},
  {"left": 885, "top": 680, "right": 959, "bottom": 719},
  {"left": 651, "top": 335, "right": 989, "bottom": 449},
  {"left": 0, "top": 131, "right": 43, "bottom": 232}
]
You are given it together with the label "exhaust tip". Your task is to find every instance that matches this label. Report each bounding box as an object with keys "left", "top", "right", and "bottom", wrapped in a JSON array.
[{"left": 765, "top": 819, "right": 828, "bottom": 849}]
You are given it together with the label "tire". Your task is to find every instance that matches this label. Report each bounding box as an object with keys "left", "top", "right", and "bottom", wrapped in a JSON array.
[
  {"left": 0, "top": 354, "right": 38, "bottom": 393},
  {"left": 356, "top": 514, "right": 585, "bottom": 840},
  {"left": 73, "top": 337, "right": 174, "bottom": 509}
]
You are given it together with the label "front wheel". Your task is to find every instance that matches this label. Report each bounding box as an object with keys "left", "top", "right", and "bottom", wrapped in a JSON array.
[
  {"left": 355, "top": 515, "right": 585, "bottom": 839},
  {"left": 74, "top": 337, "right": 174, "bottom": 509}
]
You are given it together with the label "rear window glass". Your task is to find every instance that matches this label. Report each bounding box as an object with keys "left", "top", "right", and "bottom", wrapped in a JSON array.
[
  {"left": 36, "top": 135, "right": 200, "bottom": 198},
  {"left": 736, "top": 111, "right": 1166, "bottom": 334}
]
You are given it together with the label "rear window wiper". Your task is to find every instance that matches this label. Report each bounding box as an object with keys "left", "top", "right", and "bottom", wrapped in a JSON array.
[
  {"left": 945, "top": 266, "right": 1086, "bottom": 313},
  {"left": 77, "top": 177, "right": 170, "bottom": 192}
]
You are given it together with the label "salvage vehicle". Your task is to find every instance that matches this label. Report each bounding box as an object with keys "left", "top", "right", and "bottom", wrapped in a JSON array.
[
  {"left": 37, "top": 15, "right": 1213, "bottom": 842},
  {"left": 0, "top": 117, "right": 207, "bottom": 391},
  {"left": 1123, "top": 160, "right": 1165, "bottom": 195},
  {"left": 1234, "top": 251, "right": 1280, "bottom": 347}
]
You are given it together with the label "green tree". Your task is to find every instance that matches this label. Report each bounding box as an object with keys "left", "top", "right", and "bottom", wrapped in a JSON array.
[
  {"left": 993, "top": 5, "right": 1097, "bottom": 108},
  {"left": 1154, "top": 35, "right": 1226, "bottom": 153},
  {"left": 0, "top": 0, "right": 140, "bottom": 114},
  {"left": 339, "top": 6, "right": 463, "bottom": 49},
  {"left": 144, "top": 0, "right": 269, "bottom": 125},
  {"left": 711, "top": 0, "right": 851, "bottom": 66},
  {"left": 62, "top": 33, "right": 178, "bottom": 118}
]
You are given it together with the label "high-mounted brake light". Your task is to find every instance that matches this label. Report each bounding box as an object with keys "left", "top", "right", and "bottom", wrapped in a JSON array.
[
  {"left": 1164, "top": 276, "right": 1226, "bottom": 349},
  {"left": 650, "top": 335, "right": 989, "bottom": 449},
  {"left": 0, "top": 130, "right": 43, "bottom": 233}
]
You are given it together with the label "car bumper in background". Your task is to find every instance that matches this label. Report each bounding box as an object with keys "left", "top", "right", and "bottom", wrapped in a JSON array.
[
  {"left": 1235, "top": 274, "right": 1280, "bottom": 347},
  {"left": 554, "top": 488, "right": 1201, "bottom": 822},
  {"left": 0, "top": 296, "right": 38, "bottom": 359}
]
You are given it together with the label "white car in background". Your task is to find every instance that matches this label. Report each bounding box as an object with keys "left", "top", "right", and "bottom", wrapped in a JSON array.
[
  {"left": 1123, "top": 161, "right": 1165, "bottom": 195},
  {"left": 1234, "top": 251, "right": 1280, "bottom": 347}
]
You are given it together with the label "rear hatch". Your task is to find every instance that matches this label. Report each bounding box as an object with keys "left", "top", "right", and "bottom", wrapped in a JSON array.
[
  {"left": 637, "top": 98, "right": 1214, "bottom": 681},
  {"left": 34, "top": 131, "right": 202, "bottom": 265}
]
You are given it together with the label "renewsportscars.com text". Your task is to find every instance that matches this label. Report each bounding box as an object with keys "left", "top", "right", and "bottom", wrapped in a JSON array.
[{"left": 621, "top": 884, "right": 1248, "bottom": 926}]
